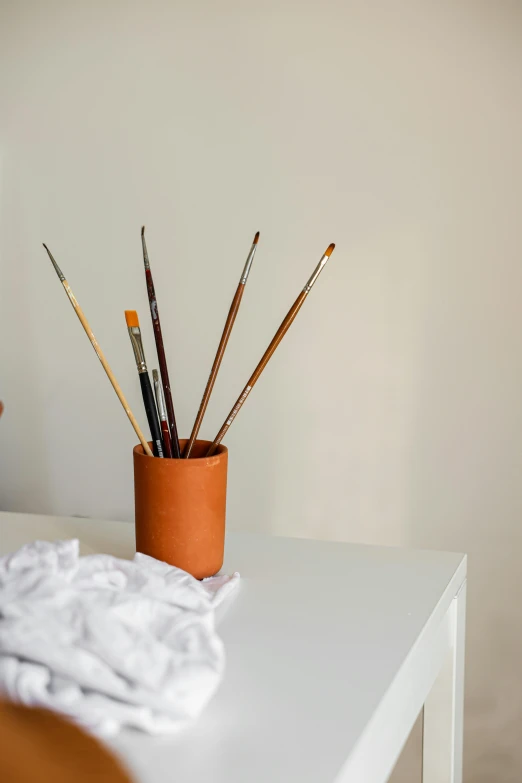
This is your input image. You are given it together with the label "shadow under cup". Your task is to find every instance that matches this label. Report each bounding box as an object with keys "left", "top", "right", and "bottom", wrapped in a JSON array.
[{"left": 133, "top": 439, "right": 228, "bottom": 580}]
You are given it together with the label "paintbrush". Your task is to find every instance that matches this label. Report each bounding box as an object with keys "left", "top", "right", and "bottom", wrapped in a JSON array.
[
  {"left": 125, "top": 310, "right": 164, "bottom": 458},
  {"left": 42, "top": 244, "right": 153, "bottom": 457},
  {"left": 141, "top": 227, "right": 180, "bottom": 458},
  {"left": 206, "top": 242, "right": 335, "bottom": 456},
  {"left": 183, "top": 231, "right": 260, "bottom": 458},
  {"left": 152, "top": 369, "right": 173, "bottom": 458}
]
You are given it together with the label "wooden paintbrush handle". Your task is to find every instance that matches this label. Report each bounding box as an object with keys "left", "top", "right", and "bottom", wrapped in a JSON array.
[
  {"left": 160, "top": 420, "right": 173, "bottom": 458},
  {"left": 139, "top": 372, "right": 164, "bottom": 458},
  {"left": 145, "top": 269, "right": 180, "bottom": 458},
  {"left": 205, "top": 242, "right": 334, "bottom": 456},
  {"left": 184, "top": 284, "right": 244, "bottom": 458},
  {"left": 64, "top": 282, "right": 154, "bottom": 457},
  {"left": 206, "top": 292, "right": 307, "bottom": 456}
]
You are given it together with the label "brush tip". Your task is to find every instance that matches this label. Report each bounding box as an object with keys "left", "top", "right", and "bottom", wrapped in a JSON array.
[
  {"left": 253, "top": 231, "right": 260, "bottom": 245},
  {"left": 325, "top": 243, "right": 335, "bottom": 257},
  {"left": 152, "top": 369, "right": 159, "bottom": 382},
  {"left": 141, "top": 226, "right": 145, "bottom": 237},
  {"left": 125, "top": 310, "right": 140, "bottom": 328}
]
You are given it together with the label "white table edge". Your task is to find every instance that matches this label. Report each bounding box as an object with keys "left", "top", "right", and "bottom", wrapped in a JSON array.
[{"left": 334, "top": 553, "right": 467, "bottom": 783}]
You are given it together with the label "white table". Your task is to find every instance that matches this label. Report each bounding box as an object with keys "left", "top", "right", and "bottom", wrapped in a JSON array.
[{"left": 0, "top": 512, "right": 466, "bottom": 783}]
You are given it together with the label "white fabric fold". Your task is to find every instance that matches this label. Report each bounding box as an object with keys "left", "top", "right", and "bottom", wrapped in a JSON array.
[{"left": 0, "top": 539, "right": 239, "bottom": 736}]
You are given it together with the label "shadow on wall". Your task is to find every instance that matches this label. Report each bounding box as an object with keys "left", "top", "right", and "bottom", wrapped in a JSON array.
[{"left": 407, "top": 204, "right": 522, "bottom": 778}]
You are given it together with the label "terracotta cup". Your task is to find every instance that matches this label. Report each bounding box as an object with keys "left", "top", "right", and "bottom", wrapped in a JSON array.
[{"left": 133, "top": 439, "right": 228, "bottom": 579}]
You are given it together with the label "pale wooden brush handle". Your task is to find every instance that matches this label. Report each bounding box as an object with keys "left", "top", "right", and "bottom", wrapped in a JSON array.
[{"left": 63, "top": 280, "right": 154, "bottom": 457}]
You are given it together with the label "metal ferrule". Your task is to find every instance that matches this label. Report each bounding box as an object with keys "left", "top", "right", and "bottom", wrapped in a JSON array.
[
  {"left": 303, "top": 253, "right": 329, "bottom": 293},
  {"left": 239, "top": 243, "right": 258, "bottom": 285},
  {"left": 153, "top": 374, "right": 167, "bottom": 421},
  {"left": 128, "top": 327, "right": 147, "bottom": 373}
]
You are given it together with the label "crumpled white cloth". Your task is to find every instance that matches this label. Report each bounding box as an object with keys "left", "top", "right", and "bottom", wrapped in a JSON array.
[{"left": 0, "top": 539, "right": 239, "bottom": 736}]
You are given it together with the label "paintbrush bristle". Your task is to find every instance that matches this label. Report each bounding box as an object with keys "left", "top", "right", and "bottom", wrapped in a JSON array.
[
  {"left": 125, "top": 310, "right": 140, "bottom": 328},
  {"left": 42, "top": 243, "right": 65, "bottom": 282},
  {"left": 253, "top": 231, "right": 260, "bottom": 245},
  {"left": 325, "top": 243, "right": 335, "bottom": 257},
  {"left": 152, "top": 369, "right": 159, "bottom": 382},
  {"left": 141, "top": 226, "right": 150, "bottom": 269}
]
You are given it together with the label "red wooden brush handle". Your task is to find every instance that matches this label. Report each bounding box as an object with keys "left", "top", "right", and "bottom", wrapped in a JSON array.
[
  {"left": 160, "top": 420, "right": 173, "bottom": 458},
  {"left": 145, "top": 269, "right": 180, "bottom": 458}
]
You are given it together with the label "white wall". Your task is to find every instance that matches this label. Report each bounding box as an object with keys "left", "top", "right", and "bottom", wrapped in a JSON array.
[{"left": 2, "top": 1, "right": 522, "bottom": 779}]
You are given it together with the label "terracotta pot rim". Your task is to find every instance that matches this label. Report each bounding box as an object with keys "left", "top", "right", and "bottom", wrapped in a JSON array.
[{"left": 133, "top": 440, "right": 228, "bottom": 463}]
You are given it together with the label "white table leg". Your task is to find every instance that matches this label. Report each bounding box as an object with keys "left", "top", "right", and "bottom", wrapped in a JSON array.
[{"left": 422, "top": 580, "right": 466, "bottom": 783}]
